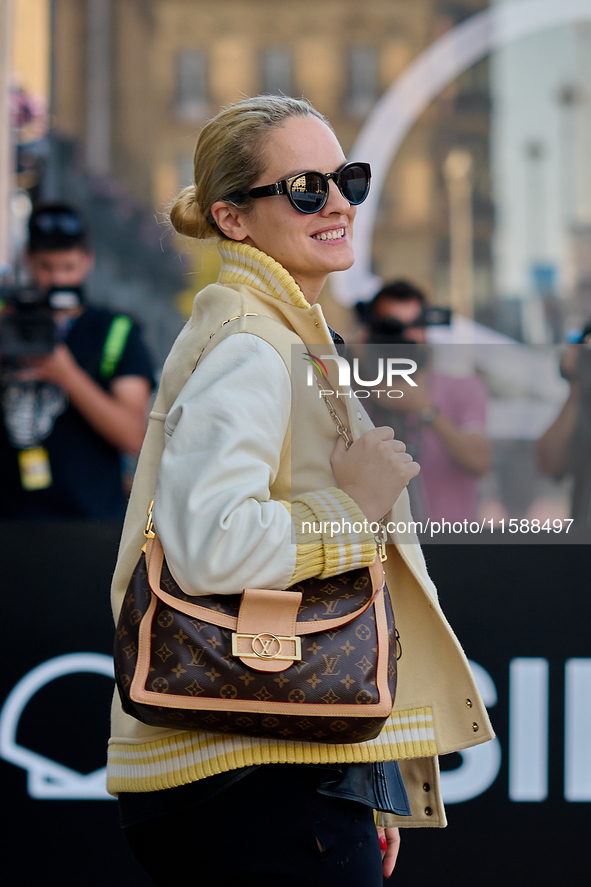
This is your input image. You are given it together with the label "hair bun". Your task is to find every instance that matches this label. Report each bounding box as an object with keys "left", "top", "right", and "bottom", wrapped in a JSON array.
[{"left": 169, "top": 185, "right": 215, "bottom": 240}]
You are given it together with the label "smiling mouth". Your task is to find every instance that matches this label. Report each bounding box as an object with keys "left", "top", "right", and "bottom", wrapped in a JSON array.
[{"left": 311, "top": 228, "right": 346, "bottom": 242}]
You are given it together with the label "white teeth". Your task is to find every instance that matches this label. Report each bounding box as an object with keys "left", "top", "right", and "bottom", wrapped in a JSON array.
[{"left": 313, "top": 228, "right": 345, "bottom": 241}]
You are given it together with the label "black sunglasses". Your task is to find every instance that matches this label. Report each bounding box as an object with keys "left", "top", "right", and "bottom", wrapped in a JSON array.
[
  {"left": 242, "top": 161, "right": 371, "bottom": 214},
  {"left": 31, "top": 211, "right": 86, "bottom": 237}
]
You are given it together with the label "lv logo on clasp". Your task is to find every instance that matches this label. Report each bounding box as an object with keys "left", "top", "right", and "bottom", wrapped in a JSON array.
[
  {"left": 253, "top": 633, "right": 282, "bottom": 658},
  {"left": 231, "top": 632, "right": 302, "bottom": 661}
]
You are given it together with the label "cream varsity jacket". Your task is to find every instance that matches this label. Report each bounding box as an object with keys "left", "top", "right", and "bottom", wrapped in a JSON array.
[{"left": 107, "top": 240, "right": 494, "bottom": 827}]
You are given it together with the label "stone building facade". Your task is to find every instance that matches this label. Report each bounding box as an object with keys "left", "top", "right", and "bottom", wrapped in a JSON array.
[{"left": 51, "top": 0, "right": 492, "bottom": 319}]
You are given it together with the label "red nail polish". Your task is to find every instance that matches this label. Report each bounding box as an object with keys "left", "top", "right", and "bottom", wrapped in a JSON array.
[{"left": 379, "top": 835, "right": 388, "bottom": 851}]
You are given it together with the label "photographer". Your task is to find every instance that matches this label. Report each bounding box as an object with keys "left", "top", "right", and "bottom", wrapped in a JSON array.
[
  {"left": 359, "top": 280, "right": 491, "bottom": 522},
  {"left": 537, "top": 326, "right": 591, "bottom": 525},
  {"left": 0, "top": 202, "right": 154, "bottom": 519}
]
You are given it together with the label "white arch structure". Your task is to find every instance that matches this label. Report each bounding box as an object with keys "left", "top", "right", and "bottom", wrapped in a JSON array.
[
  {"left": 0, "top": 653, "right": 115, "bottom": 800},
  {"left": 333, "top": 0, "right": 591, "bottom": 305}
]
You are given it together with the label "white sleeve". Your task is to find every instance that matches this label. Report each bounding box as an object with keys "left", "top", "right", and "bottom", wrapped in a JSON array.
[{"left": 152, "top": 333, "right": 295, "bottom": 595}]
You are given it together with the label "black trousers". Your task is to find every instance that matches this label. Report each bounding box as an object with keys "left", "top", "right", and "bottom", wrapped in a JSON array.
[{"left": 123, "top": 764, "right": 384, "bottom": 887}]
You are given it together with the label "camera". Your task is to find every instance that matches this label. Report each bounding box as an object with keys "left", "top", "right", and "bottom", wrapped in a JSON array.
[
  {"left": 366, "top": 306, "right": 452, "bottom": 346},
  {"left": 0, "top": 285, "right": 83, "bottom": 364},
  {"left": 363, "top": 306, "right": 452, "bottom": 372}
]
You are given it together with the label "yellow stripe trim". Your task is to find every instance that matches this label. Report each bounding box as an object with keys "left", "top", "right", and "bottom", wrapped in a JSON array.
[{"left": 107, "top": 707, "right": 437, "bottom": 794}]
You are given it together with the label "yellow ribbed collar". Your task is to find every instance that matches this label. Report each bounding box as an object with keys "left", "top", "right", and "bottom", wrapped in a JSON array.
[{"left": 217, "top": 239, "right": 310, "bottom": 310}]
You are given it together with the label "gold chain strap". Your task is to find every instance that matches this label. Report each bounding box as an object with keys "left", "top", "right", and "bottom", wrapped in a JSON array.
[
  {"left": 315, "top": 375, "right": 387, "bottom": 562},
  {"left": 317, "top": 381, "right": 353, "bottom": 450},
  {"left": 193, "top": 314, "right": 260, "bottom": 371}
]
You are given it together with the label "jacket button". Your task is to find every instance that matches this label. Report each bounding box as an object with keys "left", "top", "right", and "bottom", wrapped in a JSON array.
[
  {"left": 423, "top": 783, "right": 430, "bottom": 792},
  {"left": 357, "top": 412, "right": 362, "bottom": 420},
  {"left": 466, "top": 698, "right": 473, "bottom": 708},
  {"left": 424, "top": 806, "right": 433, "bottom": 816},
  {"left": 314, "top": 321, "right": 319, "bottom": 327},
  {"left": 472, "top": 722, "right": 479, "bottom": 732}
]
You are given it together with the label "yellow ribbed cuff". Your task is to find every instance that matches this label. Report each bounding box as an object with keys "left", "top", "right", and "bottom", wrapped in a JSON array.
[{"left": 279, "top": 488, "right": 377, "bottom": 585}]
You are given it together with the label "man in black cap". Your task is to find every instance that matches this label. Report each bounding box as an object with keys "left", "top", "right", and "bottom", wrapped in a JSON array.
[{"left": 0, "top": 202, "right": 154, "bottom": 519}]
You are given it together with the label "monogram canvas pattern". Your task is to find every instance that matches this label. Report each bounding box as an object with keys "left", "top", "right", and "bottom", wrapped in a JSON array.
[{"left": 114, "top": 537, "right": 397, "bottom": 744}]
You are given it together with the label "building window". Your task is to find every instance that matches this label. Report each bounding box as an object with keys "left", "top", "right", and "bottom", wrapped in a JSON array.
[
  {"left": 346, "top": 46, "right": 378, "bottom": 116},
  {"left": 261, "top": 48, "right": 293, "bottom": 97},
  {"left": 176, "top": 50, "right": 208, "bottom": 121}
]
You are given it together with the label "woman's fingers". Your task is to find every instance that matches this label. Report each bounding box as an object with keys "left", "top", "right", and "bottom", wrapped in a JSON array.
[
  {"left": 377, "top": 827, "right": 401, "bottom": 879},
  {"left": 363, "top": 426, "right": 408, "bottom": 453},
  {"left": 383, "top": 827, "right": 401, "bottom": 878},
  {"left": 331, "top": 425, "right": 420, "bottom": 523},
  {"left": 386, "top": 437, "right": 407, "bottom": 453},
  {"left": 367, "top": 425, "right": 395, "bottom": 441}
]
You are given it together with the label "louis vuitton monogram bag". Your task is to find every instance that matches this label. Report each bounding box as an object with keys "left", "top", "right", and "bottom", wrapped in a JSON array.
[{"left": 114, "top": 530, "right": 398, "bottom": 744}]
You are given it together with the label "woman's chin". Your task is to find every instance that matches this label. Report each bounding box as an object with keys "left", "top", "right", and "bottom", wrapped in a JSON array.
[
  {"left": 328, "top": 250, "right": 356, "bottom": 273},
  {"left": 313, "top": 242, "right": 355, "bottom": 273}
]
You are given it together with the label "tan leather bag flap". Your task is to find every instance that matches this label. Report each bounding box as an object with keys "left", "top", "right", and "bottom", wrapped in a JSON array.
[{"left": 234, "top": 588, "right": 302, "bottom": 672}]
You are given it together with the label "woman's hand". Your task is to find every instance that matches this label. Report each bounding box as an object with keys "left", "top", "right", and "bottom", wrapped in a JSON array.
[
  {"left": 378, "top": 826, "right": 401, "bottom": 878},
  {"left": 331, "top": 426, "right": 420, "bottom": 523}
]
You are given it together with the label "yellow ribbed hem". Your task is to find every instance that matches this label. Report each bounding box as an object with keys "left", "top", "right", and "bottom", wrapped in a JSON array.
[
  {"left": 107, "top": 707, "right": 437, "bottom": 794},
  {"left": 218, "top": 239, "right": 310, "bottom": 309}
]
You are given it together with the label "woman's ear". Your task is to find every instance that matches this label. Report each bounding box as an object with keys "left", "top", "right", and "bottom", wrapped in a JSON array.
[{"left": 210, "top": 201, "right": 249, "bottom": 241}]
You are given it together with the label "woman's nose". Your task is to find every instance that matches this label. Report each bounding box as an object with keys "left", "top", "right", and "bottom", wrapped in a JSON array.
[{"left": 325, "top": 178, "right": 352, "bottom": 214}]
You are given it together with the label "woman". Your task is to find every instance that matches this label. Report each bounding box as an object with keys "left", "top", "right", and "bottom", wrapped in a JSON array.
[{"left": 108, "top": 96, "right": 493, "bottom": 886}]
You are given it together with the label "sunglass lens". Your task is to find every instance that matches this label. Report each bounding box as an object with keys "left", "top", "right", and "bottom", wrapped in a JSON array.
[
  {"left": 289, "top": 173, "right": 327, "bottom": 213},
  {"left": 340, "top": 165, "right": 370, "bottom": 205},
  {"left": 34, "top": 212, "right": 84, "bottom": 236},
  {"left": 58, "top": 214, "right": 84, "bottom": 235},
  {"left": 35, "top": 212, "right": 58, "bottom": 234}
]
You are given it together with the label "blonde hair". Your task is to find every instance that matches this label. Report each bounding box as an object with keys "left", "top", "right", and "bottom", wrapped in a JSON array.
[{"left": 169, "top": 95, "right": 330, "bottom": 240}]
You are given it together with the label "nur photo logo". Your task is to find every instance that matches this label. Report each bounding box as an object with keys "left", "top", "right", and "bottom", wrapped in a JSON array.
[{"left": 303, "top": 351, "right": 418, "bottom": 399}]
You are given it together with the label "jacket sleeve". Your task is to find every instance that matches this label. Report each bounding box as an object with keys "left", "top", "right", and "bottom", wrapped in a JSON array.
[{"left": 153, "top": 333, "right": 375, "bottom": 595}]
